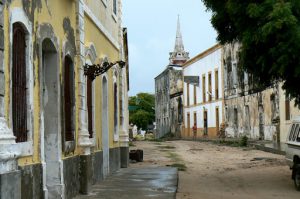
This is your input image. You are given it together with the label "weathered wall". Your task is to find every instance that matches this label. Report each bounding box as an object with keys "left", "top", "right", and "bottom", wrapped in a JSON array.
[
  {"left": 155, "top": 67, "right": 183, "bottom": 138},
  {"left": 224, "top": 88, "right": 279, "bottom": 141},
  {"left": 278, "top": 83, "right": 300, "bottom": 142},
  {"left": 155, "top": 69, "right": 170, "bottom": 138},
  {"left": 0, "top": 169, "right": 21, "bottom": 199},
  {"left": 109, "top": 147, "right": 120, "bottom": 174},
  {"left": 19, "top": 164, "right": 43, "bottom": 199},
  {"left": 91, "top": 151, "right": 103, "bottom": 184},
  {"left": 63, "top": 156, "right": 80, "bottom": 198},
  {"left": 222, "top": 43, "right": 297, "bottom": 142},
  {"left": 0, "top": 0, "right": 4, "bottom": 112}
]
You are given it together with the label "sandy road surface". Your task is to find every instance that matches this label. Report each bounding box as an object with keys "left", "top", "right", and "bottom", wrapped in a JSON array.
[{"left": 130, "top": 140, "right": 299, "bottom": 199}]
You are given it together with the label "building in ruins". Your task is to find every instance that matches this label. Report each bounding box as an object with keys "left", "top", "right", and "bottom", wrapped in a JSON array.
[
  {"left": 182, "top": 44, "right": 224, "bottom": 139},
  {"left": 155, "top": 16, "right": 189, "bottom": 138},
  {"left": 223, "top": 42, "right": 300, "bottom": 142},
  {"left": 0, "top": 0, "right": 129, "bottom": 198}
]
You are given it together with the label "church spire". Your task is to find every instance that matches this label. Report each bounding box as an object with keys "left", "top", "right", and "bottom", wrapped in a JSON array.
[
  {"left": 174, "top": 15, "right": 184, "bottom": 53},
  {"left": 169, "top": 15, "right": 189, "bottom": 65}
]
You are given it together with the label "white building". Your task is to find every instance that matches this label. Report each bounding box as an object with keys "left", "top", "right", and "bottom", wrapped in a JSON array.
[{"left": 182, "top": 44, "right": 224, "bottom": 138}]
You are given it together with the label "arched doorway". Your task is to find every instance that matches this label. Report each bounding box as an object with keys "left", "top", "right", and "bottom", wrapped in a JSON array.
[
  {"left": 41, "top": 38, "right": 63, "bottom": 198},
  {"left": 102, "top": 76, "right": 109, "bottom": 178}
]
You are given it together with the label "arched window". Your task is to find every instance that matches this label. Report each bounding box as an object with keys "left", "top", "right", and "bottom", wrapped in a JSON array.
[
  {"left": 12, "top": 23, "right": 27, "bottom": 142},
  {"left": 64, "top": 56, "right": 75, "bottom": 141}
]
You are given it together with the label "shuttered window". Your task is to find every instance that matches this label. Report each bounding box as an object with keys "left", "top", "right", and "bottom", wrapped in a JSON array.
[
  {"left": 12, "top": 23, "right": 27, "bottom": 143},
  {"left": 64, "top": 57, "right": 75, "bottom": 141},
  {"left": 87, "top": 78, "right": 93, "bottom": 138}
]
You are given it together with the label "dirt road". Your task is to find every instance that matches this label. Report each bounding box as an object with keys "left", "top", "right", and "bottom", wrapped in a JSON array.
[{"left": 130, "top": 140, "right": 299, "bottom": 199}]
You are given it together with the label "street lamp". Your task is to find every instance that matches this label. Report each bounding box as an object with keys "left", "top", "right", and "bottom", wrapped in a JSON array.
[{"left": 83, "top": 60, "right": 126, "bottom": 81}]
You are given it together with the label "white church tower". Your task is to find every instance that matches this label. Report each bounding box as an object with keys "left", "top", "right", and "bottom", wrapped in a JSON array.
[{"left": 169, "top": 16, "right": 189, "bottom": 65}]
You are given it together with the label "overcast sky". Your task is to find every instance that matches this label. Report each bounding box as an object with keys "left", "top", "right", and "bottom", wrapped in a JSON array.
[{"left": 122, "top": 0, "right": 217, "bottom": 96}]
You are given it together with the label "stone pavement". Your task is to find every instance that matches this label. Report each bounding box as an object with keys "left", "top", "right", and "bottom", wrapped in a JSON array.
[{"left": 75, "top": 167, "right": 178, "bottom": 199}]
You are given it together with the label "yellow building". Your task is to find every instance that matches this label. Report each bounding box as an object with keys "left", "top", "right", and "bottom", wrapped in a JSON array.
[{"left": 0, "top": 0, "right": 129, "bottom": 198}]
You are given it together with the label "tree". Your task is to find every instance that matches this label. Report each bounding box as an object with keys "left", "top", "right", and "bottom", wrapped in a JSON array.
[
  {"left": 129, "top": 93, "right": 155, "bottom": 130},
  {"left": 202, "top": 0, "right": 300, "bottom": 106}
]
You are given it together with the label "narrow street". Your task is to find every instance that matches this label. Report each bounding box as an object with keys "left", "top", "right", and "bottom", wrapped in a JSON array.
[{"left": 131, "top": 140, "right": 299, "bottom": 199}]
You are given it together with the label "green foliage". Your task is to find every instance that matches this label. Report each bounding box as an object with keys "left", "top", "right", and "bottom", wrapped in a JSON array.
[
  {"left": 129, "top": 93, "right": 155, "bottom": 130},
  {"left": 202, "top": 0, "right": 300, "bottom": 106},
  {"left": 239, "top": 136, "right": 249, "bottom": 147}
]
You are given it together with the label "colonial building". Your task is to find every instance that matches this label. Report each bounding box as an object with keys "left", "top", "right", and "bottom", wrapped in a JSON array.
[
  {"left": 182, "top": 44, "right": 223, "bottom": 139},
  {"left": 0, "top": 0, "right": 129, "bottom": 198},
  {"left": 223, "top": 42, "right": 300, "bottom": 142},
  {"left": 155, "top": 17, "right": 189, "bottom": 138}
]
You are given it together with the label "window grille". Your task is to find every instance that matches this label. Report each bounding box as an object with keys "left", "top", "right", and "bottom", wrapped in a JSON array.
[{"left": 12, "top": 23, "right": 27, "bottom": 142}]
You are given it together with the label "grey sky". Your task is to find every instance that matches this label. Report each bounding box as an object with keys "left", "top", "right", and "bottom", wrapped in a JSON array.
[{"left": 122, "top": 0, "right": 217, "bottom": 96}]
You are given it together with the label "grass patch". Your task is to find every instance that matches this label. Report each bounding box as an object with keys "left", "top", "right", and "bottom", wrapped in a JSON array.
[
  {"left": 168, "top": 163, "right": 187, "bottom": 171},
  {"left": 213, "top": 136, "right": 249, "bottom": 147},
  {"left": 167, "top": 152, "right": 182, "bottom": 162}
]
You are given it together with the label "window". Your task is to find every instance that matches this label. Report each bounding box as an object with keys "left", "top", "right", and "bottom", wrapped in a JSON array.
[
  {"left": 215, "top": 70, "right": 219, "bottom": 99},
  {"left": 293, "top": 124, "right": 299, "bottom": 141},
  {"left": 12, "top": 23, "right": 27, "bottom": 142},
  {"left": 202, "top": 75, "right": 206, "bottom": 103},
  {"left": 114, "top": 83, "right": 118, "bottom": 138},
  {"left": 87, "top": 77, "right": 93, "bottom": 138},
  {"left": 289, "top": 124, "right": 296, "bottom": 141},
  {"left": 64, "top": 56, "right": 75, "bottom": 141},
  {"left": 187, "top": 83, "right": 190, "bottom": 106},
  {"left": 113, "top": 0, "right": 117, "bottom": 15},
  {"left": 208, "top": 73, "right": 212, "bottom": 101},
  {"left": 285, "top": 95, "right": 290, "bottom": 120},
  {"left": 193, "top": 85, "right": 197, "bottom": 105}
]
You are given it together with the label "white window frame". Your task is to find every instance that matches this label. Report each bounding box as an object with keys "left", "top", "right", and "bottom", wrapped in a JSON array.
[{"left": 9, "top": 8, "right": 34, "bottom": 156}]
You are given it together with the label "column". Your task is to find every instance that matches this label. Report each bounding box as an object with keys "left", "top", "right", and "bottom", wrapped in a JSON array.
[
  {"left": 0, "top": 1, "right": 21, "bottom": 198},
  {"left": 76, "top": 0, "right": 92, "bottom": 154}
]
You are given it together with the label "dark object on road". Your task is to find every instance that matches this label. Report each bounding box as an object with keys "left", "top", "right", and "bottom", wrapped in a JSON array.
[{"left": 129, "top": 149, "right": 143, "bottom": 162}]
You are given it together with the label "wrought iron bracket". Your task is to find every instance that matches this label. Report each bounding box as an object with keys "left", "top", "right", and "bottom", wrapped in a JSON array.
[{"left": 84, "top": 60, "right": 126, "bottom": 81}]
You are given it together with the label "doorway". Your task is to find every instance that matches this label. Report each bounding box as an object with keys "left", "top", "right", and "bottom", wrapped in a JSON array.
[
  {"left": 259, "top": 105, "right": 265, "bottom": 140},
  {"left": 234, "top": 108, "right": 238, "bottom": 138},
  {"left": 187, "top": 113, "right": 190, "bottom": 137},
  {"left": 102, "top": 77, "right": 109, "bottom": 178},
  {"left": 41, "top": 39, "right": 63, "bottom": 198},
  {"left": 204, "top": 110, "right": 208, "bottom": 136},
  {"left": 216, "top": 107, "right": 219, "bottom": 136}
]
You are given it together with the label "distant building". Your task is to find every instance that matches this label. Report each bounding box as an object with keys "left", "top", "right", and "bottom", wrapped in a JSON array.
[
  {"left": 182, "top": 44, "right": 223, "bottom": 139},
  {"left": 223, "top": 42, "right": 300, "bottom": 142},
  {"left": 155, "top": 16, "right": 189, "bottom": 138}
]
